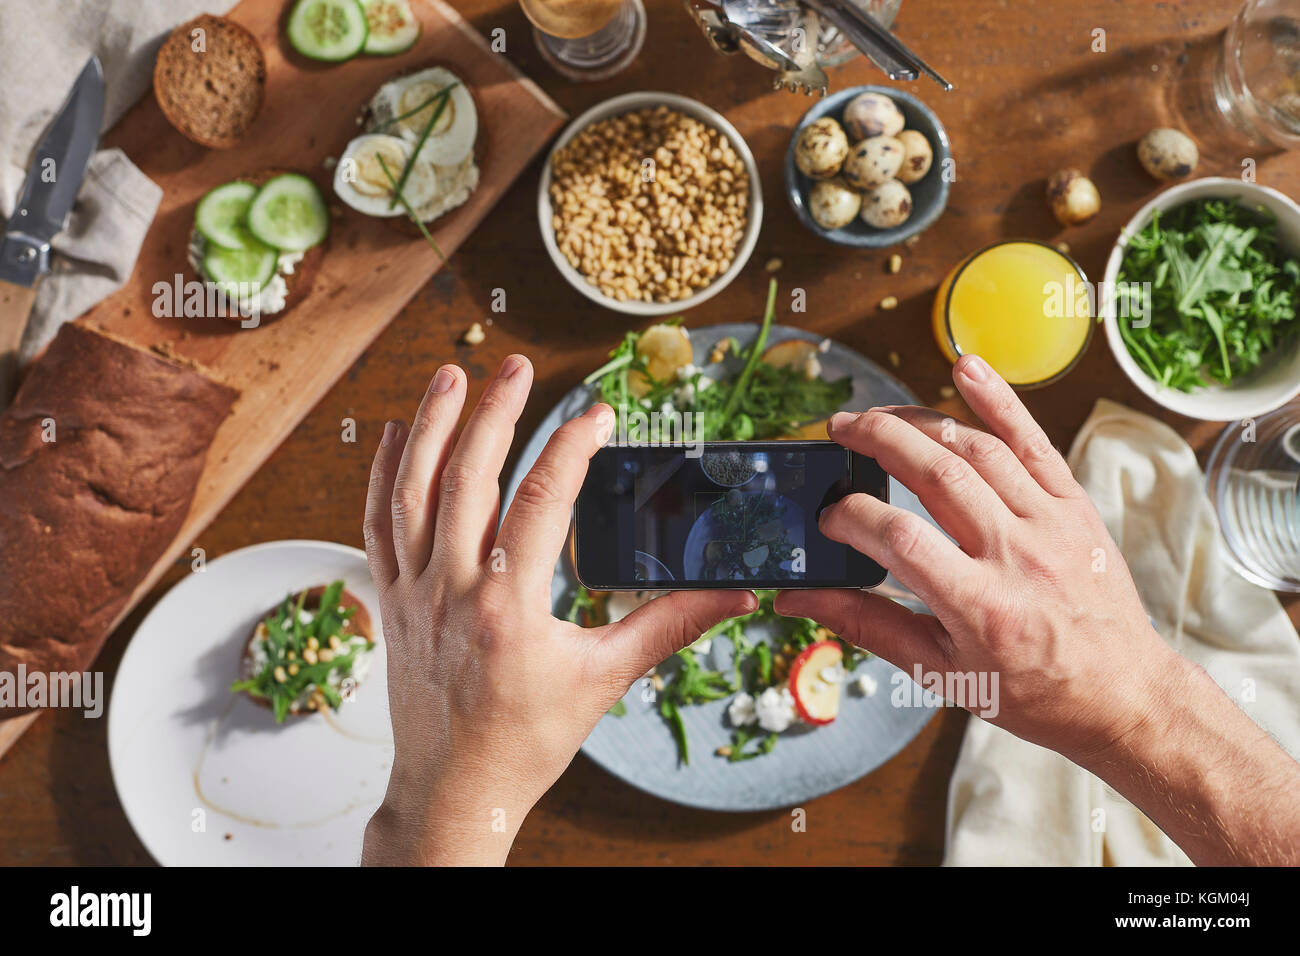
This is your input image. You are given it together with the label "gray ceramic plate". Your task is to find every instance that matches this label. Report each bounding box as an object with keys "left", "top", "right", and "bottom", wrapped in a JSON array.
[
  {"left": 503, "top": 323, "right": 941, "bottom": 811},
  {"left": 786, "top": 85, "right": 951, "bottom": 249}
]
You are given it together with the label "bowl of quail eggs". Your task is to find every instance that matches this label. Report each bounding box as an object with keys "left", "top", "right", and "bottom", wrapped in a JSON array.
[{"left": 785, "top": 86, "right": 951, "bottom": 248}]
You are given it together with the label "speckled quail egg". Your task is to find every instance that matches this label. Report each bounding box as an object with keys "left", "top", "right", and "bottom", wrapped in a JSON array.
[
  {"left": 794, "top": 117, "right": 850, "bottom": 180},
  {"left": 860, "top": 179, "right": 913, "bottom": 229},
  {"left": 1046, "top": 168, "right": 1100, "bottom": 226},
  {"left": 842, "top": 92, "right": 905, "bottom": 140},
  {"left": 1137, "top": 128, "right": 1198, "bottom": 181},
  {"left": 896, "top": 129, "right": 934, "bottom": 184},
  {"left": 842, "top": 136, "right": 905, "bottom": 190},
  {"left": 809, "top": 177, "right": 862, "bottom": 230}
]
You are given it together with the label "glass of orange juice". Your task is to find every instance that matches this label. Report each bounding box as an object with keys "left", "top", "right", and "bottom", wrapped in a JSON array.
[{"left": 932, "top": 240, "right": 1093, "bottom": 389}]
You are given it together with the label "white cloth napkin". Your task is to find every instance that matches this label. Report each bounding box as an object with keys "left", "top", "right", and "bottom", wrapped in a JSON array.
[
  {"left": 943, "top": 398, "right": 1300, "bottom": 866},
  {"left": 0, "top": 0, "right": 235, "bottom": 365}
]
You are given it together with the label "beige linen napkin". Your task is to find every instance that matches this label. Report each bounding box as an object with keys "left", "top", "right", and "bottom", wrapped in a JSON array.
[
  {"left": 0, "top": 0, "right": 235, "bottom": 365},
  {"left": 943, "top": 398, "right": 1300, "bottom": 866}
]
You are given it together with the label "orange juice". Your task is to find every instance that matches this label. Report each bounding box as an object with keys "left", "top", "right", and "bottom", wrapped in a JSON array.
[{"left": 932, "top": 240, "right": 1092, "bottom": 388}]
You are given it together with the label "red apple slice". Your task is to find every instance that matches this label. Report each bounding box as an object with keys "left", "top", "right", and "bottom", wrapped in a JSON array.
[{"left": 788, "top": 640, "right": 844, "bottom": 725}]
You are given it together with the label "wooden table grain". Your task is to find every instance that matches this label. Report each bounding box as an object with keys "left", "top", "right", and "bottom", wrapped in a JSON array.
[{"left": 1, "top": 0, "right": 1295, "bottom": 866}]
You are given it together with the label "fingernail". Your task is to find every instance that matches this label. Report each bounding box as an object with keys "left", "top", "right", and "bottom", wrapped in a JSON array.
[
  {"left": 829, "top": 411, "right": 860, "bottom": 432},
  {"left": 500, "top": 355, "right": 527, "bottom": 379},
  {"left": 959, "top": 355, "right": 990, "bottom": 383},
  {"left": 430, "top": 366, "right": 455, "bottom": 394},
  {"left": 593, "top": 406, "right": 616, "bottom": 446},
  {"left": 380, "top": 421, "right": 398, "bottom": 447},
  {"left": 874, "top": 404, "right": 898, "bottom": 414}
]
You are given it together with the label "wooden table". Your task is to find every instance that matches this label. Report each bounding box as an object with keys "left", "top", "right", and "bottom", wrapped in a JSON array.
[{"left": 1, "top": 0, "right": 1294, "bottom": 866}]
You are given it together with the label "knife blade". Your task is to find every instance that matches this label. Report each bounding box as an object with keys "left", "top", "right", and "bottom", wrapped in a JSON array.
[{"left": 0, "top": 54, "right": 105, "bottom": 404}]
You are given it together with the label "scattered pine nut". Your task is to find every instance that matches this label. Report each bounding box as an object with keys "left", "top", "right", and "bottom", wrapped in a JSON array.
[
  {"left": 765, "top": 257, "right": 783, "bottom": 272},
  {"left": 889, "top": 351, "right": 901, "bottom": 367},
  {"left": 887, "top": 254, "right": 902, "bottom": 274},
  {"left": 462, "top": 322, "right": 486, "bottom": 346},
  {"left": 1055, "top": 241, "right": 1071, "bottom": 255},
  {"left": 880, "top": 295, "right": 899, "bottom": 310},
  {"left": 716, "top": 746, "right": 733, "bottom": 757},
  {"left": 303, "top": 648, "right": 319, "bottom": 665},
  {"left": 273, "top": 666, "right": 287, "bottom": 684},
  {"left": 940, "top": 385, "right": 957, "bottom": 399},
  {"left": 288, "top": 663, "right": 300, "bottom": 676},
  {"left": 652, "top": 674, "right": 666, "bottom": 692}
]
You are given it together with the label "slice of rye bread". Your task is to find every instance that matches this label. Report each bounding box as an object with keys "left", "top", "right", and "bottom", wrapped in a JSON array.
[
  {"left": 0, "top": 324, "right": 238, "bottom": 716},
  {"left": 194, "top": 169, "right": 328, "bottom": 325},
  {"left": 155, "top": 14, "right": 266, "bottom": 149},
  {"left": 354, "top": 63, "right": 485, "bottom": 238},
  {"left": 238, "top": 586, "right": 375, "bottom": 715}
]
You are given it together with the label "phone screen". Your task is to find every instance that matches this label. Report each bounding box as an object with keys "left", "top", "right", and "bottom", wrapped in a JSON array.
[{"left": 575, "top": 441, "right": 887, "bottom": 590}]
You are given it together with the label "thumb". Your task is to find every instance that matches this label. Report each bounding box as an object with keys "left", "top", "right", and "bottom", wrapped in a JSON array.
[
  {"left": 596, "top": 590, "right": 758, "bottom": 684},
  {"left": 773, "top": 589, "right": 952, "bottom": 676}
]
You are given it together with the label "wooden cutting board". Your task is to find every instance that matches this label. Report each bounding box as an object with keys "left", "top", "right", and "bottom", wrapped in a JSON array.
[{"left": 0, "top": 0, "right": 565, "bottom": 755}]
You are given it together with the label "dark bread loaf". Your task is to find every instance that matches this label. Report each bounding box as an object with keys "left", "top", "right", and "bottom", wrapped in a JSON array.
[
  {"left": 154, "top": 14, "right": 266, "bottom": 149},
  {"left": 0, "top": 324, "right": 238, "bottom": 714}
]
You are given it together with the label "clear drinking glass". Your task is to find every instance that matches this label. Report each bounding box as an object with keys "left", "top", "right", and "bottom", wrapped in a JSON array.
[
  {"left": 815, "top": 0, "right": 902, "bottom": 68},
  {"left": 521, "top": 0, "right": 647, "bottom": 81},
  {"left": 1205, "top": 403, "right": 1300, "bottom": 591},
  {"left": 1213, "top": 0, "right": 1300, "bottom": 148}
]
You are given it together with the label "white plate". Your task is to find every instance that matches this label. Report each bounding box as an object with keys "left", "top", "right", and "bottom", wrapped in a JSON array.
[{"left": 108, "top": 540, "right": 391, "bottom": 866}]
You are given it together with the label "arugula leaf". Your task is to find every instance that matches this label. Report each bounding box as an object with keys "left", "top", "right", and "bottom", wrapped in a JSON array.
[{"left": 1115, "top": 198, "right": 1300, "bottom": 391}]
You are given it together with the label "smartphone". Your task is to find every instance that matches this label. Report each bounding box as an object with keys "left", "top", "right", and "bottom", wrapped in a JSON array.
[{"left": 574, "top": 441, "right": 888, "bottom": 590}]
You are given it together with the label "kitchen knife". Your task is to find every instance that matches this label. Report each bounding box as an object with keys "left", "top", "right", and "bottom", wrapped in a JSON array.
[{"left": 0, "top": 55, "right": 105, "bottom": 404}]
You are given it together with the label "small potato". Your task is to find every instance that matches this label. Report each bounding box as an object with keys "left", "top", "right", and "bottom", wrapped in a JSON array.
[
  {"left": 1137, "top": 128, "right": 1198, "bottom": 181},
  {"left": 843, "top": 135, "right": 905, "bottom": 190},
  {"left": 809, "top": 177, "right": 862, "bottom": 230},
  {"left": 1046, "top": 168, "right": 1100, "bottom": 226},
  {"left": 860, "top": 180, "right": 913, "bottom": 229},
  {"left": 896, "top": 129, "right": 933, "bottom": 184},
  {"left": 795, "top": 117, "right": 850, "bottom": 180},
  {"left": 842, "top": 92, "right": 905, "bottom": 140}
]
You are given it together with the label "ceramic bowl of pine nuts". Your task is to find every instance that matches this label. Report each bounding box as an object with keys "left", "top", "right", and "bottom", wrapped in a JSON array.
[{"left": 538, "top": 92, "right": 763, "bottom": 316}]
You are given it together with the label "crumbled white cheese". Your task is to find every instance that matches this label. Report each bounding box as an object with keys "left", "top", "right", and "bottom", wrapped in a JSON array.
[
  {"left": 820, "top": 665, "right": 845, "bottom": 685},
  {"left": 856, "top": 673, "right": 879, "bottom": 697},
  {"left": 728, "top": 692, "right": 757, "bottom": 727},
  {"left": 818, "top": 338, "right": 832, "bottom": 353},
  {"left": 803, "top": 353, "right": 823, "bottom": 381},
  {"left": 278, "top": 251, "right": 305, "bottom": 275},
  {"left": 755, "top": 686, "right": 798, "bottom": 732}
]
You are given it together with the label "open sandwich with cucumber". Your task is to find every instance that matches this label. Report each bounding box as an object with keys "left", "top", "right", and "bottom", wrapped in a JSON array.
[{"left": 189, "top": 170, "right": 330, "bottom": 322}]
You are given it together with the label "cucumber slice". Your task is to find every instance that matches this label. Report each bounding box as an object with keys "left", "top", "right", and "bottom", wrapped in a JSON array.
[
  {"left": 202, "top": 239, "right": 278, "bottom": 291},
  {"left": 246, "top": 174, "right": 330, "bottom": 252},
  {"left": 287, "top": 0, "right": 369, "bottom": 62},
  {"left": 360, "top": 0, "right": 420, "bottom": 55},
  {"left": 195, "top": 181, "right": 258, "bottom": 250}
]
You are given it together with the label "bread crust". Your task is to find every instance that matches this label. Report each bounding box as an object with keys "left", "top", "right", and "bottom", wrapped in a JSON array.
[
  {"left": 0, "top": 325, "right": 238, "bottom": 717},
  {"left": 238, "top": 586, "right": 374, "bottom": 716},
  {"left": 154, "top": 14, "right": 266, "bottom": 149}
]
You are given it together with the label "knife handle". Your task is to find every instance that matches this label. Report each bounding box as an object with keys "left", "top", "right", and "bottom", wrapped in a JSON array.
[{"left": 0, "top": 281, "right": 37, "bottom": 406}]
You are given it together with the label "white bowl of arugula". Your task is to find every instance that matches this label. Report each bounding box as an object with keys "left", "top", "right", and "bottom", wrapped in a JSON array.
[{"left": 1102, "top": 177, "right": 1300, "bottom": 420}]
